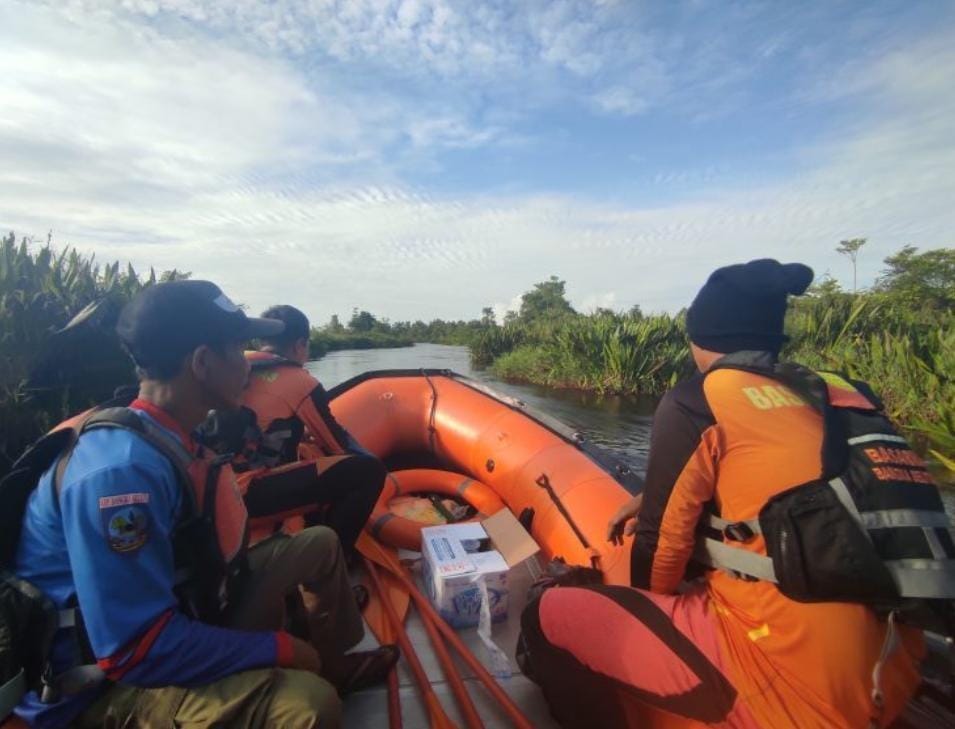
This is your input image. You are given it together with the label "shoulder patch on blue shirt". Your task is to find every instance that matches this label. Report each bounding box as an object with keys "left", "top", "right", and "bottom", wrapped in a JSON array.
[{"left": 100, "top": 493, "right": 151, "bottom": 553}]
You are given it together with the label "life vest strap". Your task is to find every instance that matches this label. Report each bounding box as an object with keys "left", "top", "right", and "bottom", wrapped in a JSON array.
[
  {"left": 694, "top": 538, "right": 778, "bottom": 583},
  {"left": 702, "top": 513, "right": 762, "bottom": 537},
  {"left": 0, "top": 669, "right": 25, "bottom": 719},
  {"left": 57, "top": 607, "right": 77, "bottom": 628},
  {"left": 860, "top": 510, "right": 953, "bottom": 530},
  {"left": 885, "top": 560, "right": 955, "bottom": 599},
  {"left": 39, "top": 664, "right": 105, "bottom": 704},
  {"left": 868, "top": 610, "right": 900, "bottom": 729}
]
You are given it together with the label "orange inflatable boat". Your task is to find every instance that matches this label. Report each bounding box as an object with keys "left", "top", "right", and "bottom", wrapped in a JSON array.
[
  {"left": 328, "top": 369, "right": 641, "bottom": 585},
  {"left": 330, "top": 370, "right": 955, "bottom": 729}
]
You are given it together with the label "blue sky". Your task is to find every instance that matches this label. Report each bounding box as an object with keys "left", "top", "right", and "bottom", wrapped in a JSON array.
[{"left": 2, "top": 0, "right": 954, "bottom": 323}]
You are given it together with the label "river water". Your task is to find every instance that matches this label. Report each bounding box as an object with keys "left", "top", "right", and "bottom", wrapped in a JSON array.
[{"left": 307, "top": 343, "right": 955, "bottom": 518}]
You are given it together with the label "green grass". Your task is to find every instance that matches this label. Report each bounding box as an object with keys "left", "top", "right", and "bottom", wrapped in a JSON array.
[
  {"left": 3, "top": 232, "right": 952, "bottom": 481},
  {"left": 0, "top": 233, "right": 172, "bottom": 471},
  {"left": 480, "top": 294, "right": 954, "bottom": 479},
  {"left": 489, "top": 313, "right": 692, "bottom": 394}
]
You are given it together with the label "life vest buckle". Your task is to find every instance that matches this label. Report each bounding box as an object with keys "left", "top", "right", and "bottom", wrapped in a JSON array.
[{"left": 723, "top": 521, "right": 756, "bottom": 543}]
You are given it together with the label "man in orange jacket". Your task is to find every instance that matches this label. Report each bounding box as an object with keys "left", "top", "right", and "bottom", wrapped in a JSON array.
[
  {"left": 520, "top": 259, "right": 924, "bottom": 728},
  {"left": 221, "top": 305, "right": 386, "bottom": 556}
]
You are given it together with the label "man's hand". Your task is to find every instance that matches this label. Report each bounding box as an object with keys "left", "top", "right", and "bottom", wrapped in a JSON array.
[
  {"left": 289, "top": 636, "right": 322, "bottom": 674},
  {"left": 606, "top": 494, "right": 644, "bottom": 546}
]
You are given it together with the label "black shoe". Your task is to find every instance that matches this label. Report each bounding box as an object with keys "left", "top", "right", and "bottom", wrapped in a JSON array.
[{"left": 334, "top": 644, "right": 401, "bottom": 695}]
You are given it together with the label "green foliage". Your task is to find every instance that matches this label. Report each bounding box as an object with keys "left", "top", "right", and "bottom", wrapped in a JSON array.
[
  {"left": 309, "top": 329, "right": 413, "bottom": 358},
  {"left": 309, "top": 308, "right": 496, "bottom": 356},
  {"left": 0, "top": 232, "right": 176, "bottom": 472},
  {"left": 786, "top": 295, "right": 954, "bottom": 478},
  {"left": 807, "top": 273, "right": 843, "bottom": 298},
  {"left": 491, "top": 313, "right": 692, "bottom": 394},
  {"left": 471, "top": 323, "right": 527, "bottom": 367},
  {"left": 348, "top": 308, "right": 379, "bottom": 332},
  {"left": 836, "top": 237, "right": 867, "bottom": 291},
  {"left": 875, "top": 245, "right": 955, "bottom": 310},
  {"left": 476, "top": 248, "right": 955, "bottom": 478},
  {"left": 517, "top": 275, "right": 576, "bottom": 323},
  {"left": 327, "top": 314, "right": 344, "bottom": 333}
]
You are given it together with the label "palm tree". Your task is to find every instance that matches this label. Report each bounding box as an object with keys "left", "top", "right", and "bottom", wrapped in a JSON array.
[{"left": 836, "top": 238, "right": 867, "bottom": 293}]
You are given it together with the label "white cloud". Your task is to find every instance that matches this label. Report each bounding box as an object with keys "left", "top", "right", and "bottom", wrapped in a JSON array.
[
  {"left": 2, "top": 1, "right": 953, "bottom": 329},
  {"left": 36, "top": 0, "right": 701, "bottom": 119},
  {"left": 492, "top": 295, "right": 524, "bottom": 326},
  {"left": 593, "top": 87, "right": 650, "bottom": 117},
  {"left": 578, "top": 291, "right": 619, "bottom": 314}
]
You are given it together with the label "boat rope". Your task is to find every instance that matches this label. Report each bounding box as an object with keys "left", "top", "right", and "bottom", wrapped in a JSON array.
[
  {"left": 422, "top": 369, "right": 439, "bottom": 454},
  {"left": 536, "top": 473, "right": 600, "bottom": 568}
]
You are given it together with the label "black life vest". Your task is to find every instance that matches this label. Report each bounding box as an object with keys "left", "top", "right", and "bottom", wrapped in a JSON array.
[{"left": 694, "top": 351, "right": 955, "bottom": 634}]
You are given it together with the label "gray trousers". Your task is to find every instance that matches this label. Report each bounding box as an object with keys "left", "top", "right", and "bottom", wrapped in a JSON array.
[{"left": 231, "top": 526, "right": 365, "bottom": 654}]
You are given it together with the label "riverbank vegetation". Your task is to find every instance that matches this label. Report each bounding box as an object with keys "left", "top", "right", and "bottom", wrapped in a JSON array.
[
  {"left": 469, "top": 246, "right": 955, "bottom": 477},
  {"left": 0, "top": 232, "right": 189, "bottom": 473},
  {"left": 309, "top": 307, "right": 491, "bottom": 356},
  {"left": 309, "top": 313, "right": 414, "bottom": 357},
  {"left": 2, "top": 231, "right": 951, "bottom": 478}
]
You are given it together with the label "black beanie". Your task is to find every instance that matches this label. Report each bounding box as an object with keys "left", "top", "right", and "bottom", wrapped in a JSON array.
[{"left": 686, "top": 259, "right": 814, "bottom": 354}]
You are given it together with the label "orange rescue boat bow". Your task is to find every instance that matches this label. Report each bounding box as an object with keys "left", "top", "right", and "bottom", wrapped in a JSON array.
[{"left": 328, "top": 370, "right": 642, "bottom": 586}]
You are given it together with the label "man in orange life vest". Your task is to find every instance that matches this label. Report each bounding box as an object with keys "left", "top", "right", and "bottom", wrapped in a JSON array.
[
  {"left": 217, "top": 305, "right": 387, "bottom": 554},
  {"left": 520, "top": 260, "right": 923, "bottom": 728},
  {"left": 13, "top": 281, "right": 397, "bottom": 728}
]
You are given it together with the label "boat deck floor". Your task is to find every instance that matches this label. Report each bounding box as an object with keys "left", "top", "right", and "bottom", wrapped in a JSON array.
[
  {"left": 343, "top": 554, "right": 558, "bottom": 728},
  {"left": 1, "top": 557, "right": 951, "bottom": 728},
  {"left": 342, "top": 554, "right": 955, "bottom": 729}
]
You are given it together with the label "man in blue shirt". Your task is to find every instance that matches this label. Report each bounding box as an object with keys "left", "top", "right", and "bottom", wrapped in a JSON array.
[{"left": 13, "top": 280, "right": 397, "bottom": 728}]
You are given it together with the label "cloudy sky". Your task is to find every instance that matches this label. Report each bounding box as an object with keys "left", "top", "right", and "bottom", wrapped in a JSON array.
[{"left": 2, "top": 0, "right": 954, "bottom": 324}]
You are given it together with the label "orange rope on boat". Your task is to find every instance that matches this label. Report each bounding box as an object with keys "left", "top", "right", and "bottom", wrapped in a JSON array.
[
  {"left": 416, "top": 593, "right": 485, "bottom": 729},
  {"left": 356, "top": 541, "right": 408, "bottom": 728},
  {"left": 365, "top": 558, "right": 459, "bottom": 729},
  {"left": 387, "top": 664, "right": 402, "bottom": 729},
  {"left": 404, "top": 578, "right": 535, "bottom": 729},
  {"left": 359, "top": 534, "right": 535, "bottom": 729}
]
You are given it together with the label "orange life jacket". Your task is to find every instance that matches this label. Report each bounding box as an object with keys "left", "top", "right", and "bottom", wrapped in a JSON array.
[
  {"left": 242, "top": 350, "right": 346, "bottom": 462},
  {"left": 633, "top": 352, "right": 928, "bottom": 727}
]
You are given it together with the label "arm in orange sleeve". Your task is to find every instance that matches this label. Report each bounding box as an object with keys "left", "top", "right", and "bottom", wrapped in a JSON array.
[{"left": 632, "top": 375, "right": 719, "bottom": 593}]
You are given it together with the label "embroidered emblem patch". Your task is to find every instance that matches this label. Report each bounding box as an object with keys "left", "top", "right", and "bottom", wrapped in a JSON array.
[{"left": 100, "top": 493, "right": 150, "bottom": 553}]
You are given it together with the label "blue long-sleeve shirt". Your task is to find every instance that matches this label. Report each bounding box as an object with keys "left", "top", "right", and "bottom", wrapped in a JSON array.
[{"left": 14, "top": 409, "right": 284, "bottom": 728}]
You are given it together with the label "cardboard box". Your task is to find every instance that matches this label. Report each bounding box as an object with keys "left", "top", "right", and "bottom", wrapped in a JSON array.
[{"left": 421, "top": 509, "right": 540, "bottom": 628}]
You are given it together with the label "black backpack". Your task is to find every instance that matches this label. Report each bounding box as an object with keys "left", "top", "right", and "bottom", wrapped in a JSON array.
[
  {"left": 0, "top": 426, "right": 101, "bottom": 718},
  {"left": 694, "top": 352, "right": 955, "bottom": 634}
]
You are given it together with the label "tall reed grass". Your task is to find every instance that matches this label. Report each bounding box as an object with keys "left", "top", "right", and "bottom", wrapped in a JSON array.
[
  {"left": 477, "top": 293, "right": 954, "bottom": 476},
  {"left": 0, "top": 233, "right": 175, "bottom": 471}
]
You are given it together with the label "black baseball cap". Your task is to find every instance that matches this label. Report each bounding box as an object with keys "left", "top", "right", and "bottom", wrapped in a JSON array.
[{"left": 117, "top": 280, "right": 284, "bottom": 368}]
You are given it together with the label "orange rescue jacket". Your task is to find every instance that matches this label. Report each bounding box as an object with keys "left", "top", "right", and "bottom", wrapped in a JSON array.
[
  {"left": 241, "top": 351, "right": 348, "bottom": 464},
  {"left": 632, "top": 359, "right": 924, "bottom": 729}
]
